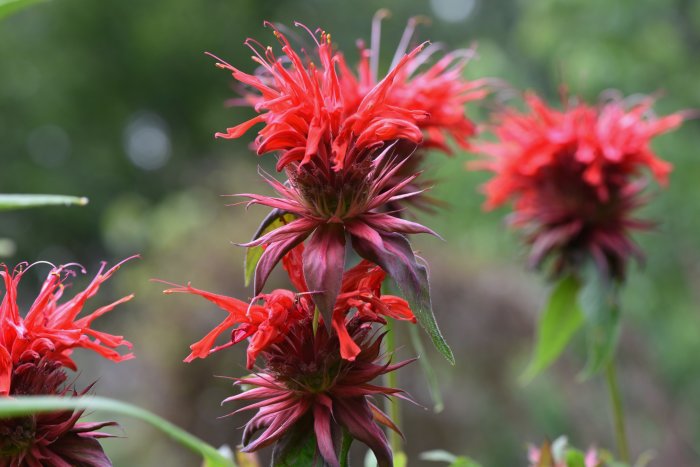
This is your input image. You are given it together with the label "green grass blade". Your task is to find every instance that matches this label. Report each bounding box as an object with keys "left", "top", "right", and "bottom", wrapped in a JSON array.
[
  {"left": 0, "top": 194, "right": 88, "bottom": 211},
  {"left": 0, "top": 396, "right": 236, "bottom": 467},
  {"left": 0, "top": 0, "right": 48, "bottom": 19}
]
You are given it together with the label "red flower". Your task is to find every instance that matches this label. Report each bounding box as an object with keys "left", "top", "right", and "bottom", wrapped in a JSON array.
[
  {"left": 1, "top": 358, "right": 117, "bottom": 467},
  {"left": 473, "top": 92, "right": 686, "bottom": 278},
  {"left": 0, "top": 258, "right": 136, "bottom": 396},
  {"left": 225, "top": 317, "right": 411, "bottom": 467},
  {"left": 214, "top": 22, "right": 426, "bottom": 172},
  {"left": 211, "top": 23, "right": 442, "bottom": 325},
  {"left": 352, "top": 13, "right": 488, "bottom": 154},
  {"left": 159, "top": 245, "right": 415, "bottom": 367}
]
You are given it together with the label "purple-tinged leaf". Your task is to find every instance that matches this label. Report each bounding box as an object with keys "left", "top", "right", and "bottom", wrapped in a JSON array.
[
  {"left": 348, "top": 223, "right": 454, "bottom": 364},
  {"left": 334, "top": 397, "right": 392, "bottom": 467},
  {"left": 303, "top": 223, "right": 346, "bottom": 329},
  {"left": 313, "top": 395, "right": 339, "bottom": 467},
  {"left": 254, "top": 230, "right": 310, "bottom": 296}
]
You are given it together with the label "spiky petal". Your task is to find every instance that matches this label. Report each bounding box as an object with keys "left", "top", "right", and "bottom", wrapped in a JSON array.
[
  {"left": 225, "top": 318, "right": 412, "bottom": 467},
  {"left": 0, "top": 258, "right": 136, "bottom": 396}
]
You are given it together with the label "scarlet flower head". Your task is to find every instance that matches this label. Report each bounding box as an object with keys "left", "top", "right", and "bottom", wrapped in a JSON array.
[
  {"left": 473, "top": 92, "right": 686, "bottom": 279},
  {"left": 0, "top": 258, "right": 136, "bottom": 396},
  {"left": 225, "top": 317, "right": 412, "bottom": 467},
  {"left": 352, "top": 12, "right": 489, "bottom": 154},
  {"left": 211, "top": 23, "right": 443, "bottom": 324}
]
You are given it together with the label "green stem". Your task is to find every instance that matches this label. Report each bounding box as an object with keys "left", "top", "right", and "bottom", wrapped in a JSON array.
[
  {"left": 0, "top": 396, "right": 236, "bottom": 467},
  {"left": 605, "top": 361, "right": 630, "bottom": 464},
  {"left": 384, "top": 319, "right": 402, "bottom": 456},
  {"left": 312, "top": 306, "right": 320, "bottom": 336},
  {"left": 339, "top": 429, "right": 353, "bottom": 467}
]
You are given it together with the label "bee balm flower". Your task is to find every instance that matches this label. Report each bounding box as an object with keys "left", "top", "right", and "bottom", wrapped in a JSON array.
[
  {"left": 213, "top": 23, "right": 440, "bottom": 324},
  {"left": 226, "top": 317, "right": 411, "bottom": 467},
  {"left": 473, "top": 93, "right": 686, "bottom": 279}
]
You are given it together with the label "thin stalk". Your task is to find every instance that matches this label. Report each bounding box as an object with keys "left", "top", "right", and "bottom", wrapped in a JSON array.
[
  {"left": 312, "top": 306, "right": 320, "bottom": 336},
  {"left": 339, "top": 429, "right": 353, "bottom": 467},
  {"left": 0, "top": 396, "right": 235, "bottom": 467},
  {"left": 605, "top": 361, "right": 630, "bottom": 464},
  {"left": 383, "top": 318, "right": 402, "bottom": 456}
]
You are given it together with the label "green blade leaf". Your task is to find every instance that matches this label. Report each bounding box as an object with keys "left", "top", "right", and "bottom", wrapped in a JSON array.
[
  {"left": 409, "top": 325, "right": 444, "bottom": 413},
  {"left": 0, "top": 396, "right": 236, "bottom": 467},
  {"left": 521, "top": 275, "right": 585, "bottom": 383},
  {"left": 0, "top": 194, "right": 88, "bottom": 211},
  {"left": 244, "top": 211, "right": 296, "bottom": 287},
  {"left": 578, "top": 267, "right": 621, "bottom": 379},
  {"left": 271, "top": 424, "right": 324, "bottom": 467},
  {"left": 0, "top": 0, "right": 47, "bottom": 19},
  {"left": 420, "top": 450, "right": 483, "bottom": 467}
]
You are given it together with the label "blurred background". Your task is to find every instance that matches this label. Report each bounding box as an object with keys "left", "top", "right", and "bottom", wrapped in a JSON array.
[{"left": 1, "top": 0, "right": 699, "bottom": 465}]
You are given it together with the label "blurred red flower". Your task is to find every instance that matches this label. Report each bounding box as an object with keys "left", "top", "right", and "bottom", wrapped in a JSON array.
[{"left": 473, "top": 92, "right": 686, "bottom": 278}]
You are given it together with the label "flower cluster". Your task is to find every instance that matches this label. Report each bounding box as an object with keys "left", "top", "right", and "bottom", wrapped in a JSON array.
[
  {"left": 0, "top": 259, "right": 134, "bottom": 466},
  {"left": 162, "top": 18, "right": 484, "bottom": 464},
  {"left": 473, "top": 92, "right": 686, "bottom": 280},
  {"left": 213, "top": 20, "right": 484, "bottom": 325}
]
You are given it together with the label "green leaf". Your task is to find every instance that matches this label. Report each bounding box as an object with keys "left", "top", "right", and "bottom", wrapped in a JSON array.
[
  {"left": 420, "top": 450, "right": 483, "bottom": 467},
  {"left": 409, "top": 325, "right": 444, "bottom": 412},
  {"left": 521, "top": 275, "right": 585, "bottom": 383},
  {"left": 0, "top": 194, "right": 88, "bottom": 211},
  {"left": 0, "top": 396, "right": 236, "bottom": 467},
  {"left": 271, "top": 423, "right": 323, "bottom": 467},
  {"left": 577, "top": 267, "right": 621, "bottom": 379},
  {"left": 0, "top": 0, "right": 48, "bottom": 19},
  {"left": 243, "top": 211, "right": 296, "bottom": 287},
  {"left": 564, "top": 448, "right": 586, "bottom": 467}
]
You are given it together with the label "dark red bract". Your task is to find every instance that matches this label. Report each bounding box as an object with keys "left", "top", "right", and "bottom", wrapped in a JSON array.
[{"left": 226, "top": 318, "right": 411, "bottom": 467}]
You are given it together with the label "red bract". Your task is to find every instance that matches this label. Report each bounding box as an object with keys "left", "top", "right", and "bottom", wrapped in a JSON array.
[
  {"left": 0, "top": 258, "right": 136, "bottom": 396},
  {"left": 226, "top": 318, "right": 412, "bottom": 467},
  {"left": 159, "top": 282, "right": 307, "bottom": 369},
  {"left": 1, "top": 358, "right": 116, "bottom": 467},
  {"left": 473, "top": 92, "right": 686, "bottom": 278},
  {"left": 212, "top": 22, "right": 443, "bottom": 324}
]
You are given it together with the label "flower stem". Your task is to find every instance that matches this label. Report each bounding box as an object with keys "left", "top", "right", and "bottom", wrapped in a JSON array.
[
  {"left": 312, "top": 306, "right": 320, "bottom": 336},
  {"left": 605, "top": 360, "right": 630, "bottom": 464},
  {"left": 339, "top": 429, "right": 353, "bottom": 467},
  {"left": 384, "top": 318, "right": 402, "bottom": 456}
]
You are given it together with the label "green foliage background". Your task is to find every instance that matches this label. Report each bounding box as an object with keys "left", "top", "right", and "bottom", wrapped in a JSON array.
[{"left": 1, "top": 0, "right": 698, "bottom": 465}]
